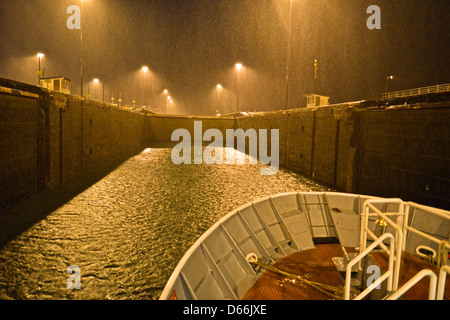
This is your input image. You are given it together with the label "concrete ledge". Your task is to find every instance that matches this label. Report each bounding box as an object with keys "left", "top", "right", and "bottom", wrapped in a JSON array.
[{"left": 0, "top": 86, "right": 39, "bottom": 99}]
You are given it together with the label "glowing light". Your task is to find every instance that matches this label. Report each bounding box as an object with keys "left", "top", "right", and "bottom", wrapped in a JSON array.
[
  {"left": 141, "top": 66, "right": 149, "bottom": 73},
  {"left": 37, "top": 53, "right": 45, "bottom": 59},
  {"left": 93, "top": 78, "right": 99, "bottom": 84},
  {"left": 236, "top": 63, "right": 243, "bottom": 71}
]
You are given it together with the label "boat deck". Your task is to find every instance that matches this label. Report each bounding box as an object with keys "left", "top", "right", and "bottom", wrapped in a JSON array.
[
  {"left": 370, "top": 250, "right": 450, "bottom": 300},
  {"left": 242, "top": 244, "right": 346, "bottom": 300},
  {"left": 242, "top": 243, "right": 449, "bottom": 300}
]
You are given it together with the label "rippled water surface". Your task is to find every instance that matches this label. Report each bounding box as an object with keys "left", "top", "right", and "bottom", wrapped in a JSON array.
[{"left": 0, "top": 147, "right": 331, "bottom": 300}]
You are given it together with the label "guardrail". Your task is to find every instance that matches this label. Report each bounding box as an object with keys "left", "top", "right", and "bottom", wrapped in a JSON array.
[
  {"left": 360, "top": 199, "right": 405, "bottom": 290},
  {"left": 388, "top": 265, "right": 450, "bottom": 300},
  {"left": 382, "top": 83, "right": 450, "bottom": 100},
  {"left": 351, "top": 198, "right": 450, "bottom": 300},
  {"left": 437, "top": 265, "right": 450, "bottom": 300},
  {"left": 403, "top": 202, "right": 450, "bottom": 260},
  {"left": 344, "top": 233, "right": 395, "bottom": 300},
  {"left": 387, "top": 269, "right": 437, "bottom": 300}
]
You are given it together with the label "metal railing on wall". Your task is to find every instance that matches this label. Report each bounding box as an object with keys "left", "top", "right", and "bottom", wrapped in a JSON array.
[{"left": 382, "top": 83, "right": 450, "bottom": 100}]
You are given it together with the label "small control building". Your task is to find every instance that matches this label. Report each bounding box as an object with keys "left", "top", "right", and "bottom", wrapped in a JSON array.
[
  {"left": 306, "top": 94, "right": 330, "bottom": 108},
  {"left": 40, "top": 77, "right": 72, "bottom": 94}
]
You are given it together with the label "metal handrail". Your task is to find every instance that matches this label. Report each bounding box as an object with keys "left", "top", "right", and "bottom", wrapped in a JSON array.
[
  {"left": 345, "top": 233, "right": 395, "bottom": 300},
  {"left": 357, "top": 199, "right": 449, "bottom": 300},
  {"left": 403, "top": 202, "right": 450, "bottom": 300},
  {"left": 360, "top": 199, "right": 404, "bottom": 290},
  {"left": 403, "top": 202, "right": 450, "bottom": 253},
  {"left": 382, "top": 83, "right": 450, "bottom": 100},
  {"left": 360, "top": 199, "right": 404, "bottom": 250},
  {"left": 387, "top": 269, "right": 437, "bottom": 300},
  {"left": 437, "top": 265, "right": 450, "bottom": 300}
]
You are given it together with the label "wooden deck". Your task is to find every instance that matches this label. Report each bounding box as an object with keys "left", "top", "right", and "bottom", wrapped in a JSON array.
[
  {"left": 242, "top": 243, "right": 449, "bottom": 300},
  {"left": 370, "top": 250, "right": 450, "bottom": 300},
  {"left": 242, "top": 244, "right": 346, "bottom": 300}
]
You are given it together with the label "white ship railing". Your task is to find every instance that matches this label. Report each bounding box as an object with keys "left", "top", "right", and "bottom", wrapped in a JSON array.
[
  {"left": 387, "top": 269, "right": 437, "bottom": 300},
  {"left": 382, "top": 83, "right": 450, "bottom": 100},
  {"left": 344, "top": 233, "right": 395, "bottom": 300},
  {"left": 347, "top": 198, "right": 449, "bottom": 300},
  {"left": 437, "top": 265, "right": 450, "bottom": 300},
  {"left": 403, "top": 202, "right": 450, "bottom": 253},
  {"left": 359, "top": 199, "right": 405, "bottom": 290}
]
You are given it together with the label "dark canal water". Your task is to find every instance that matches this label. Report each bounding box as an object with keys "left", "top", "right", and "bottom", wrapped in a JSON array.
[{"left": 0, "top": 146, "right": 331, "bottom": 300}]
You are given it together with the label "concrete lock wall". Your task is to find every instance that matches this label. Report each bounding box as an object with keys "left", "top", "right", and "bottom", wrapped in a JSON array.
[
  {"left": 357, "top": 106, "right": 450, "bottom": 210},
  {"left": 0, "top": 86, "right": 146, "bottom": 208},
  {"left": 48, "top": 92, "right": 146, "bottom": 188},
  {"left": 0, "top": 87, "right": 40, "bottom": 207},
  {"left": 235, "top": 103, "right": 450, "bottom": 210},
  {"left": 235, "top": 105, "right": 360, "bottom": 193},
  {"left": 1, "top": 80, "right": 449, "bottom": 210},
  {"left": 144, "top": 114, "right": 235, "bottom": 142}
]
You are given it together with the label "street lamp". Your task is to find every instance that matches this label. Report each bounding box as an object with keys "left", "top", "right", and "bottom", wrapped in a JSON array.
[
  {"left": 285, "top": 0, "right": 293, "bottom": 109},
  {"left": 236, "top": 63, "right": 243, "bottom": 112},
  {"left": 386, "top": 75, "right": 394, "bottom": 95},
  {"left": 165, "top": 96, "right": 172, "bottom": 114},
  {"left": 141, "top": 65, "right": 152, "bottom": 107},
  {"left": 37, "top": 53, "right": 44, "bottom": 85},
  {"left": 80, "top": 0, "right": 84, "bottom": 97},
  {"left": 93, "top": 78, "right": 105, "bottom": 103},
  {"left": 216, "top": 84, "right": 223, "bottom": 114},
  {"left": 161, "top": 89, "right": 169, "bottom": 113},
  {"left": 166, "top": 98, "right": 174, "bottom": 114}
]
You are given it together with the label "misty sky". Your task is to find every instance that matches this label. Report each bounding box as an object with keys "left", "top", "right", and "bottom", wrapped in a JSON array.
[{"left": 0, "top": 0, "right": 449, "bottom": 115}]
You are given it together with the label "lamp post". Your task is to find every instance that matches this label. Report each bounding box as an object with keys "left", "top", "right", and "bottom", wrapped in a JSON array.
[
  {"left": 386, "top": 75, "right": 394, "bottom": 96},
  {"left": 162, "top": 89, "right": 169, "bottom": 113},
  {"left": 168, "top": 99, "right": 173, "bottom": 114},
  {"left": 166, "top": 96, "right": 172, "bottom": 114},
  {"left": 80, "top": 0, "right": 85, "bottom": 97},
  {"left": 37, "top": 53, "right": 44, "bottom": 85},
  {"left": 285, "top": 0, "right": 293, "bottom": 109},
  {"left": 216, "top": 84, "right": 223, "bottom": 114},
  {"left": 93, "top": 78, "right": 105, "bottom": 103},
  {"left": 141, "top": 65, "right": 152, "bottom": 107},
  {"left": 236, "top": 63, "right": 243, "bottom": 112}
]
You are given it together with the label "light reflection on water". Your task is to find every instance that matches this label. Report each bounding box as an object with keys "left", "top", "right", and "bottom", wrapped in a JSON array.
[{"left": 0, "top": 147, "right": 332, "bottom": 300}]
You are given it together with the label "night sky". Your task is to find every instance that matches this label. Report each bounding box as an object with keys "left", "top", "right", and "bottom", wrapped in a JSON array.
[{"left": 0, "top": 0, "right": 449, "bottom": 115}]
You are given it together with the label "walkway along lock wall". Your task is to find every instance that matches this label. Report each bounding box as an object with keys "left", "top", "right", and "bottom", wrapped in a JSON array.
[{"left": 1, "top": 78, "right": 449, "bottom": 211}]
